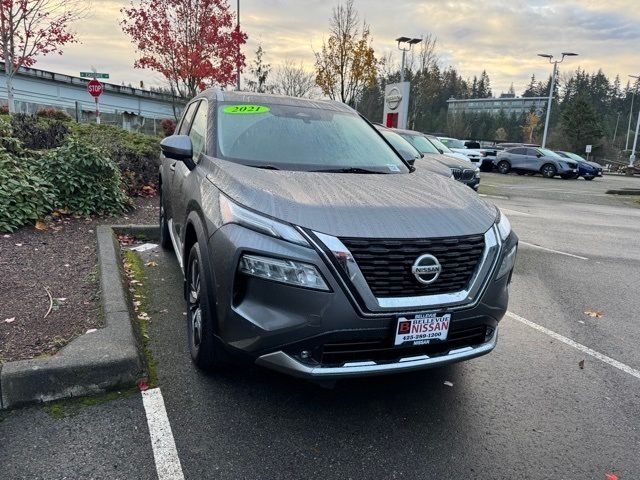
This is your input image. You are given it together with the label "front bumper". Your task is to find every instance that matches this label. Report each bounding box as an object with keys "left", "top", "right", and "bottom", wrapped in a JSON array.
[
  {"left": 207, "top": 223, "right": 516, "bottom": 378},
  {"left": 256, "top": 327, "right": 498, "bottom": 379}
]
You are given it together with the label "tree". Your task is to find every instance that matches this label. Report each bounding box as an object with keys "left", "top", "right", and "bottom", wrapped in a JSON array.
[
  {"left": 245, "top": 44, "right": 271, "bottom": 93},
  {"left": 561, "top": 97, "right": 603, "bottom": 152},
  {"left": 272, "top": 59, "right": 317, "bottom": 98},
  {"left": 495, "top": 127, "right": 507, "bottom": 141},
  {"left": 0, "top": 0, "right": 82, "bottom": 113},
  {"left": 314, "top": 0, "right": 378, "bottom": 106},
  {"left": 522, "top": 112, "right": 540, "bottom": 143},
  {"left": 121, "top": 0, "right": 246, "bottom": 99}
]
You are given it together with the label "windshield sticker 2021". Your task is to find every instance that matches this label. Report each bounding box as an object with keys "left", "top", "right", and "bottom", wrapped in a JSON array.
[{"left": 223, "top": 105, "right": 271, "bottom": 114}]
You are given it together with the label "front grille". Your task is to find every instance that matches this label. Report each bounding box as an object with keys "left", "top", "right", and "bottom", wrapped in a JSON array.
[
  {"left": 450, "top": 168, "right": 475, "bottom": 182},
  {"left": 340, "top": 235, "right": 485, "bottom": 297},
  {"left": 320, "top": 325, "right": 489, "bottom": 365}
]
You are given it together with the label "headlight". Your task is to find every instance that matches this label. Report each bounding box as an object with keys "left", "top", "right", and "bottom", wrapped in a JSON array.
[
  {"left": 495, "top": 208, "right": 511, "bottom": 241},
  {"left": 475, "top": 167, "right": 481, "bottom": 178},
  {"left": 220, "top": 194, "right": 309, "bottom": 247},
  {"left": 239, "top": 254, "right": 329, "bottom": 291},
  {"left": 497, "top": 245, "right": 517, "bottom": 279}
]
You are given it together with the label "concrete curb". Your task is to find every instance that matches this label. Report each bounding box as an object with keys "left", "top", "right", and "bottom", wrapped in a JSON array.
[{"left": 0, "top": 225, "right": 157, "bottom": 410}]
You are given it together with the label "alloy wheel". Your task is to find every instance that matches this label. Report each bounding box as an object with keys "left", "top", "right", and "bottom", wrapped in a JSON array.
[{"left": 188, "top": 257, "right": 202, "bottom": 348}]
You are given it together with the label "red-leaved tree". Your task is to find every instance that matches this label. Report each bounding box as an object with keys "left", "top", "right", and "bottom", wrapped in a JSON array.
[
  {"left": 0, "top": 0, "right": 82, "bottom": 113},
  {"left": 121, "top": 0, "right": 246, "bottom": 99}
]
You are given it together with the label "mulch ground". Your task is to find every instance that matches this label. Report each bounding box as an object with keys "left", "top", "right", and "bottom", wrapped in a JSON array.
[{"left": 0, "top": 196, "right": 159, "bottom": 363}]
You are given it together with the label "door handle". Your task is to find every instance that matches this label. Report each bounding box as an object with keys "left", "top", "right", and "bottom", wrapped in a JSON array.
[{"left": 169, "top": 162, "right": 176, "bottom": 172}]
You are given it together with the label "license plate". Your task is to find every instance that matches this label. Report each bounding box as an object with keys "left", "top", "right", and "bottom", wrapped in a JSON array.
[{"left": 395, "top": 313, "right": 451, "bottom": 346}]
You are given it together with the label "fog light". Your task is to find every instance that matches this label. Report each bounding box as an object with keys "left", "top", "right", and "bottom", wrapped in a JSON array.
[
  {"left": 239, "top": 254, "right": 329, "bottom": 291},
  {"left": 497, "top": 245, "right": 517, "bottom": 279}
]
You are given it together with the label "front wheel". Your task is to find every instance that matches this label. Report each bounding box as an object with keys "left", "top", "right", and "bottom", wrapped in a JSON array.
[
  {"left": 186, "top": 243, "right": 227, "bottom": 370},
  {"left": 159, "top": 189, "right": 171, "bottom": 249},
  {"left": 497, "top": 161, "right": 511, "bottom": 174},
  {"left": 541, "top": 164, "right": 557, "bottom": 178}
]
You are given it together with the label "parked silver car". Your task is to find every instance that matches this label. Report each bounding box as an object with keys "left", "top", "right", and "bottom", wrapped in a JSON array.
[
  {"left": 495, "top": 147, "right": 579, "bottom": 178},
  {"left": 158, "top": 91, "right": 517, "bottom": 379}
]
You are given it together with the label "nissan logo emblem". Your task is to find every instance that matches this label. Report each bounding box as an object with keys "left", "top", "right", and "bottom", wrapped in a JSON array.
[
  {"left": 386, "top": 87, "right": 402, "bottom": 110},
  {"left": 411, "top": 254, "right": 442, "bottom": 285}
]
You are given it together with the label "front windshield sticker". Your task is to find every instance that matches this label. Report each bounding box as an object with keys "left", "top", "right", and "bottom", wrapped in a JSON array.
[
  {"left": 223, "top": 105, "right": 270, "bottom": 114},
  {"left": 387, "top": 164, "right": 401, "bottom": 172}
]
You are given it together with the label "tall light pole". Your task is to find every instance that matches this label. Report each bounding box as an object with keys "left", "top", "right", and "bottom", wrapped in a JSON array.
[
  {"left": 538, "top": 52, "right": 578, "bottom": 148},
  {"left": 396, "top": 37, "right": 422, "bottom": 83},
  {"left": 625, "top": 75, "right": 639, "bottom": 151},
  {"left": 236, "top": 0, "right": 241, "bottom": 91}
]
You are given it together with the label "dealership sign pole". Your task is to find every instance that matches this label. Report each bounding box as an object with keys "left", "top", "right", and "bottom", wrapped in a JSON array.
[{"left": 87, "top": 78, "right": 104, "bottom": 124}]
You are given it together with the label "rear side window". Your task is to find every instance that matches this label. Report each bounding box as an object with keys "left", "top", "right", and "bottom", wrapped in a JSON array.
[
  {"left": 188, "top": 102, "right": 208, "bottom": 159},
  {"left": 178, "top": 102, "right": 198, "bottom": 135},
  {"left": 510, "top": 148, "right": 525, "bottom": 155},
  {"left": 525, "top": 148, "right": 539, "bottom": 156}
]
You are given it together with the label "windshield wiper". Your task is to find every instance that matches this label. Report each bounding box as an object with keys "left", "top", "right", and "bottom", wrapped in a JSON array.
[
  {"left": 309, "top": 167, "right": 388, "bottom": 174},
  {"left": 246, "top": 164, "right": 280, "bottom": 170}
]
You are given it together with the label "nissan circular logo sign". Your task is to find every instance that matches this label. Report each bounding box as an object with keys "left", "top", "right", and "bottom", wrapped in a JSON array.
[
  {"left": 386, "top": 87, "right": 403, "bottom": 110},
  {"left": 411, "top": 254, "right": 442, "bottom": 285}
]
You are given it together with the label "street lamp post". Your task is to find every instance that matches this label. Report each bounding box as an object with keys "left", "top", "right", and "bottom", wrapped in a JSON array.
[
  {"left": 625, "top": 75, "right": 639, "bottom": 151},
  {"left": 236, "top": 0, "right": 241, "bottom": 91},
  {"left": 538, "top": 52, "right": 578, "bottom": 148},
  {"left": 396, "top": 37, "right": 422, "bottom": 83}
]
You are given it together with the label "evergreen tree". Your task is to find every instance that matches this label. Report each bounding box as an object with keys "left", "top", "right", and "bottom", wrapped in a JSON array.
[{"left": 561, "top": 97, "right": 603, "bottom": 152}]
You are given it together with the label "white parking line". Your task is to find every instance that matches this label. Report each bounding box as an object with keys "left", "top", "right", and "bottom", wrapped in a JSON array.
[
  {"left": 519, "top": 241, "right": 588, "bottom": 260},
  {"left": 142, "top": 388, "right": 185, "bottom": 480},
  {"left": 500, "top": 207, "right": 533, "bottom": 217},
  {"left": 506, "top": 311, "right": 640, "bottom": 381}
]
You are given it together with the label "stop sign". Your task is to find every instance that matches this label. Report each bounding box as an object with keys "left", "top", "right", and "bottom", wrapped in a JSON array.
[{"left": 87, "top": 79, "right": 103, "bottom": 98}]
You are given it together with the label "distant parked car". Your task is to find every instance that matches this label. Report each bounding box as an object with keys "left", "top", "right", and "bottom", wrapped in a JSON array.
[
  {"left": 425, "top": 135, "right": 471, "bottom": 163},
  {"left": 495, "top": 147, "right": 579, "bottom": 179},
  {"left": 437, "top": 136, "right": 493, "bottom": 171},
  {"left": 556, "top": 151, "right": 603, "bottom": 180},
  {"left": 374, "top": 126, "right": 452, "bottom": 177},
  {"left": 394, "top": 129, "right": 480, "bottom": 190}
]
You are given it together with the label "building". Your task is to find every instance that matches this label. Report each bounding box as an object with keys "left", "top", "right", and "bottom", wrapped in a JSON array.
[
  {"left": 0, "top": 63, "right": 185, "bottom": 135},
  {"left": 447, "top": 95, "right": 548, "bottom": 117}
]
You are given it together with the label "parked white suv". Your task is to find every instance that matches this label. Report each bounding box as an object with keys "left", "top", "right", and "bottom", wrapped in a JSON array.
[{"left": 437, "top": 137, "right": 492, "bottom": 171}]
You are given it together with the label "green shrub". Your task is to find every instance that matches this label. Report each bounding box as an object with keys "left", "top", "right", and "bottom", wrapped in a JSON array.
[
  {"left": 0, "top": 148, "right": 55, "bottom": 232},
  {"left": 10, "top": 114, "right": 69, "bottom": 149},
  {"left": 70, "top": 123, "right": 160, "bottom": 195},
  {"left": 38, "top": 137, "right": 130, "bottom": 215}
]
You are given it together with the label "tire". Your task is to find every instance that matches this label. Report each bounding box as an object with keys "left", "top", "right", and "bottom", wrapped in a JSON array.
[
  {"left": 186, "top": 242, "right": 227, "bottom": 370},
  {"left": 497, "top": 160, "right": 511, "bottom": 174},
  {"left": 159, "top": 188, "right": 172, "bottom": 249},
  {"left": 541, "top": 163, "right": 557, "bottom": 178},
  {"left": 480, "top": 162, "right": 493, "bottom": 172},
  {"left": 516, "top": 171, "right": 525, "bottom": 176},
  {"left": 560, "top": 174, "right": 574, "bottom": 180},
  {"left": 584, "top": 176, "right": 595, "bottom": 181}
]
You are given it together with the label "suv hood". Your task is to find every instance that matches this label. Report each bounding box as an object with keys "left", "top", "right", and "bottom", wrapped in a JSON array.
[
  {"left": 207, "top": 158, "right": 496, "bottom": 239},
  {"left": 440, "top": 154, "right": 475, "bottom": 168}
]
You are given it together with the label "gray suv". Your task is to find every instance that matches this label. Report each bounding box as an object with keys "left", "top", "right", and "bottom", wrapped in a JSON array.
[
  {"left": 158, "top": 91, "right": 518, "bottom": 380},
  {"left": 495, "top": 147, "right": 579, "bottom": 178}
]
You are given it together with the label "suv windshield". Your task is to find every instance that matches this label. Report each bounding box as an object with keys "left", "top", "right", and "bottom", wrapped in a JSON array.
[
  {"left": 216, "top": 103, "right": 408, "bottom": 173},
  {"left": 562, "top": 152, "right": 585, "bottom": 162},
  {"left": 538, "top": 148, "right": 561, "bottom": 158},
  {"left": 427, "top": 136, "right": 452, "bottom": 153},
  {"left": 399, "top": 133, "right": 440, "bottom": 154},
  {"left": 439, "top": 137, "right": 466, "bottom": 149}
]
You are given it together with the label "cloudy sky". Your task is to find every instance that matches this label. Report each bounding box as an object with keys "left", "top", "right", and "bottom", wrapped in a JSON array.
[{"left": 35, "top": 0, "right": 640, "bottom": 95}]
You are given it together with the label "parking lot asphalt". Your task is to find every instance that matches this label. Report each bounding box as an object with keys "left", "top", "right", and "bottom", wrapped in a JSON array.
[{"left": 2, "top": 173, "right": 640, "bottom": 479}]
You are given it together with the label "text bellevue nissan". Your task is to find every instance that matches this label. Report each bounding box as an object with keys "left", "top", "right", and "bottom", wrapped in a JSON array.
[{"left": 158, "top": 90, "right": 518, "bottom": 379}]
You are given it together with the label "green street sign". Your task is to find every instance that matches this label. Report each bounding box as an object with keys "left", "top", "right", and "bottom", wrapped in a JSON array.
[{"left": 80, "top": 72, "right": 109, "bottom": 79}]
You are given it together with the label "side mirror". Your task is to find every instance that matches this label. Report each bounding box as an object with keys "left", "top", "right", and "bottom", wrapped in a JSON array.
[
  {"left": 161, "top": 135, "right": 196, "bottom": 170},
  {"left": 438, "top": 148, "right": 444, "bottom": 154}
]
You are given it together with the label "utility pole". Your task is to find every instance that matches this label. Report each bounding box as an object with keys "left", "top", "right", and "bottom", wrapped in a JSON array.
[
  {"left": 612, "top": 111, "right": 621, "bottom": 145},
  {"left": 538, "top": 52, "right": 578, "bottom": 148},
  {"left": 626, "top": 75, "right": 639, "bottom": 151}
]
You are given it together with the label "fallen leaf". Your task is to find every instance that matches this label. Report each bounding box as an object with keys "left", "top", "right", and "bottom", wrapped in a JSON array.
[
  {"left": 578, "top": 360, "right": 585, "bottom": 369},
  {"left": 15, "top": 243, "right": 23, "bottom": 247},
  {"left": 584, "top": 309, "right": 603, "bottom": 318},
  {"left": 86, "top": 328, "right": 97, "bottom": 334},
  {"left": 605, "top": 474, "right": 618, "bottom": 480},
  {"left": 35, "top": 220, "right": 46, "bottom": 231},
  {"left": 3, "top": 234, "right": 10, "bottom": 238},
  {"left": 136, "top": 378, "right": 149, "bottom": 391},
  {"left": 443, "top": 381, "right": 454, "bottom": 387},
  {"left": 4, "top": 317, "right": 15, "bottom": 323},
  {"left": 145, "top": 261, "right": 158, "bottom": 267}
]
